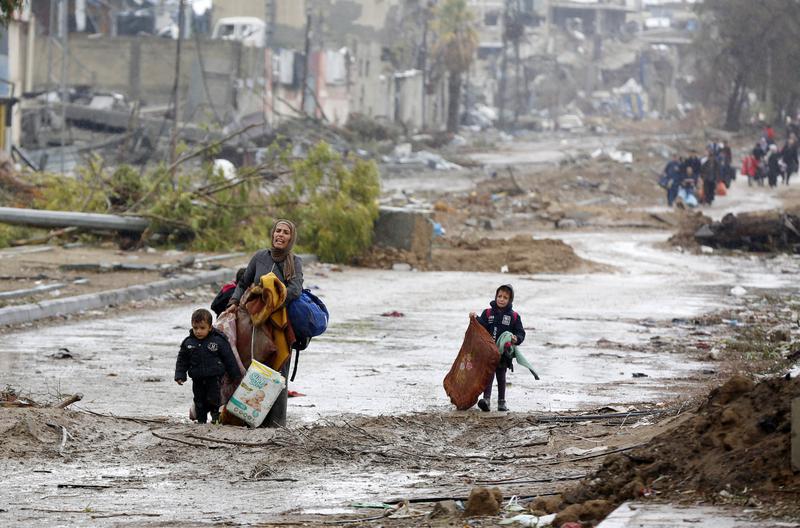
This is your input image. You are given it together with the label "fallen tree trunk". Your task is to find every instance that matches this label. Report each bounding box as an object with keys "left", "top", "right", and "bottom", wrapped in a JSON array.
[{"left": 0, "top": 207, "right": 149, "bottom": 233}]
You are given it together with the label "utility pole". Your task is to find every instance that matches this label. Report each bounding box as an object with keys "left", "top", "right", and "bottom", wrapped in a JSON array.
[
  {"left": 169, "top": 0, "right": 186, "bottom": 170},
  {"left": 300, "top": 6, "right": 312, "bottom": 117},
  {"left": 263, "top": 0, "right": 274, "bottom": 129},
  {"left": 513, "top": 0, "right": 521, "bottom": 125},
  {"left": 59, "top": 0, "right": 69, "bottom": 175},
  {"left": 497, "top": 0, "right": 509, "bottom": 129},
  {"left": 419, "top": 1, "right": 430, "bottom": 131}
]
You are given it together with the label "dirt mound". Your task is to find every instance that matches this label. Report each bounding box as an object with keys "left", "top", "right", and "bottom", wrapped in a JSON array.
[
  {"left": 0, "top": 408, "right": 80, "bottom": 459},
  {"left": 356, "top": 235, "right": 597, "bottom": 273},
  {"left": 546, "top": 375, "right": 800, "bottom": 526},
  {"left": 431, "top": 235, "right": 596, "bottom": 273},
  {"left": 354, "top": 245, "right": 429, "bottom": 270},
  {"left": 667, "top": 210, "right": 712, "bottom": 250}
]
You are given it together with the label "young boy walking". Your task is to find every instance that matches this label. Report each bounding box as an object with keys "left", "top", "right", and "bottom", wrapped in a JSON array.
[
  {"left": 470, "top": 284, "right": 526, "bottom": 412},
  {"left": 175, "top": 308, "right": 241, "bottom": 424}
]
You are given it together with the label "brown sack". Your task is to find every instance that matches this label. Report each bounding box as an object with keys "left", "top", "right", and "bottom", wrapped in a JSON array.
[{"left": 443, "top": 316, "right": 500, "bottom": 410}]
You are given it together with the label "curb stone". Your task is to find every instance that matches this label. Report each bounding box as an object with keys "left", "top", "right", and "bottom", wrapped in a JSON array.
[{"left": 0, "top": 268, "right": 234, "bottom": 327}]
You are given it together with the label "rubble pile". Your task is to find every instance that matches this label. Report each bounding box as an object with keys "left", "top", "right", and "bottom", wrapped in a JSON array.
[
  {"left": 696, "top": 210, "right": 800, "bottom": 252},
  {"left": 669, "top": 209, "right": 800, "bottom": 253},
  {"left": 667, "top": 210, "right": 712, "bottom": 250},
  {"left": 532, "top": 375, "right": 800, "bottom": 526}
]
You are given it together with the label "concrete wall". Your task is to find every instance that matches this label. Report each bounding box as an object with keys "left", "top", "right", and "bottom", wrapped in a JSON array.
[
  {"left": 4, "top": 17, "right": 34, "bottom": 149},
  {"left": 32, "top": 34, "right": 265, "bottom": 119},
  {"left": 373, "top": 208, "right": 433, "bottom": 263}
]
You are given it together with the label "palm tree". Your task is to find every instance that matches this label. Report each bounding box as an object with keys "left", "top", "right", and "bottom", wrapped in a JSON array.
[
  {"left": 1, "top": 0, "right": 25, "bottom": 24},
  {"left": 432, "top": 0, "right": 478, "bottom": 132}
]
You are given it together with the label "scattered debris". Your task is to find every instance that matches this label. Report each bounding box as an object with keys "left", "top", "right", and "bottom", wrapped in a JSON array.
[
  {"left": 464, "top": 486, "right": 503, "bottom": 517},
  {"left": 692, "top": 210, "right": 800, "bottom": 252},
  {"left": 51, "top": 348, "right": 74, "bottom": 360}
]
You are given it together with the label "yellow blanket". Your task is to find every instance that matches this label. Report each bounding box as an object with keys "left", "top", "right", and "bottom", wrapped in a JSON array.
[{"left": 246, "top": 272, "right": 291, "bottom": 370}]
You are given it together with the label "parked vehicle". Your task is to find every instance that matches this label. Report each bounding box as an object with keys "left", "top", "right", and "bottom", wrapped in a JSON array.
[{"left": 211, "top": 17, "right": 266, "bottom": 47}]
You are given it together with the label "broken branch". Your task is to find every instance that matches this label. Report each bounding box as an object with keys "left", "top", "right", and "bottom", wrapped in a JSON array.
[
  {"left": 55, "top": 393, "right": 83, "bottom": 409},
  {"left": 183, "top": 432, "right": 278, "bottom": 447},
  {"left": 151, "top": 430, "right": 212, "bottom": 448}
]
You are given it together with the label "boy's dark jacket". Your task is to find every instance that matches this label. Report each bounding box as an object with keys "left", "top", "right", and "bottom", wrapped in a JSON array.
[
  {"left": 477, "top": 300, "right": 526, "bottom": 345},
  {"left": 175, "top": 328, "right": 240, "bottom": 381}
]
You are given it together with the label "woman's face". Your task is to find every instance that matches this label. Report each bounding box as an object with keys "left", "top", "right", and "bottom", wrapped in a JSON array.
[{"left": 272, "top": 223, "right": 292, "bottom": 250}]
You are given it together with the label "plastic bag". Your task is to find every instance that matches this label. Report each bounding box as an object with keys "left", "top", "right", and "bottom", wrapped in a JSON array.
[{"left": 443, "top": 317, "right": 500, "bottom": 410}]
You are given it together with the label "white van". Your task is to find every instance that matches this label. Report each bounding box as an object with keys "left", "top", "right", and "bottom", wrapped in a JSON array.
[{"left": 212, "top": 17, "right": 266, "bottom": 47}]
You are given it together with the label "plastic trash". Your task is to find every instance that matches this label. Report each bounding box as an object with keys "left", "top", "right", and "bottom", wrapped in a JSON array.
[
  {"left": 730, "top": 286, "right": 747, "bottom": 296},
  {"left": 499, "top": 513, "right": 557, "bottom": 526}
]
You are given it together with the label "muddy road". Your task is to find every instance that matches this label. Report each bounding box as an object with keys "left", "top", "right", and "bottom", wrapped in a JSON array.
[
  {"left": 3, "top": 182, "right": 800, "bottom": 526},
  {"left": 2, "top": 147, "right": 800, "bottom": 526}
]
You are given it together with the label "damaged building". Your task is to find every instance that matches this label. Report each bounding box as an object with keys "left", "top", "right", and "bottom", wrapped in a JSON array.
[
  {"left": 10, "top": 0, "right": 452, "bottom": 172},
  {"left": 466, "top": 0, "right": 699, "bottom": 129},
  {"left": 5, "top": 0, "right": 702, "bottom": 170}
]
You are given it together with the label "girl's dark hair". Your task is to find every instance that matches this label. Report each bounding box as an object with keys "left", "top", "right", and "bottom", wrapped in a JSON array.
[
  {"left": 235, "top": 267, "right": 246, "bottom": 284},
  {"left": 191, "top": 308, "right": 213, "bottom": 326}
]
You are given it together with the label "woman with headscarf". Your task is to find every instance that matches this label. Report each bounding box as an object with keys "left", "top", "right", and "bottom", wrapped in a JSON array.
[
  {"left": 225, "top": 219, "right": 303, "bottom": 427},
  {"left": 227, "top": 219, "right": 304, "bottom": 310}
]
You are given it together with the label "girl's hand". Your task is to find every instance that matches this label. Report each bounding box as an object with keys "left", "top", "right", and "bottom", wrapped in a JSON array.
[
  {"left": 511, "top": 336, "right": 518, "bottom": 344},
  {"left": 469, "top": 312, "right": 476, "bottom": 319}
]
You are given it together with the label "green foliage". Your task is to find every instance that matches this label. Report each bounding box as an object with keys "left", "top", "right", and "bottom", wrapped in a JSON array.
[
  {"left": 3, "top": 141, "right": 379, "bottom": 260},
  {"left": 0, "top": 0, "right": 24, "bottom": 25},
  {"left": 0, "top": 224, "right": 35, "bottom": 247},
  {"left": 271, "top": 142, "right": 380, "bottom": 263},
  {"left": 32, "top": 174, "right": 107, "bottom": 213}
]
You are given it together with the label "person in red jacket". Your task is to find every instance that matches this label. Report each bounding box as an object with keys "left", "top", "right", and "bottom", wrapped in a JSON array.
[{"left": 741, "top": 151, "right": 758, "bottom": 187}]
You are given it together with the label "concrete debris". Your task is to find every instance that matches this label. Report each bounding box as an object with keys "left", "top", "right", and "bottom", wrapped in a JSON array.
[
  {"left": 730, "top": 286, "right": 747, "bottom": 297},
  {"left": 384, "top": 148, "right": 462, "bottom": 171},
  {"left": 590, "top": 148, "right": 634, "bottom": 164},
  {"left": 557, "top": 114, "right": 585, "bottom": 131}
]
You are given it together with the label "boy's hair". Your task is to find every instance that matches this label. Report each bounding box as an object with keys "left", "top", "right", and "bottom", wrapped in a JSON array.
[
  {"left": 235, "top": 267, "right": 246, "bottom": 284},
  {"left": 496, "top": 285, "right": 512, "bottom": 296},
  {"left": 191, "top": 308, "right": 213, "bottom": 326}
]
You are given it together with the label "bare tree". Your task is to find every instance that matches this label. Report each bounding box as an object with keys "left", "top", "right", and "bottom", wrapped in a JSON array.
[{"left": 694, "top": 0, "right": 800, "bottom": 130}]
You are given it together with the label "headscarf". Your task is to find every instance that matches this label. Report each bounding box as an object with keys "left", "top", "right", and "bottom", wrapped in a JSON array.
[{"left": 270, "top": 219, "right": 297, "bottom": 281}]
